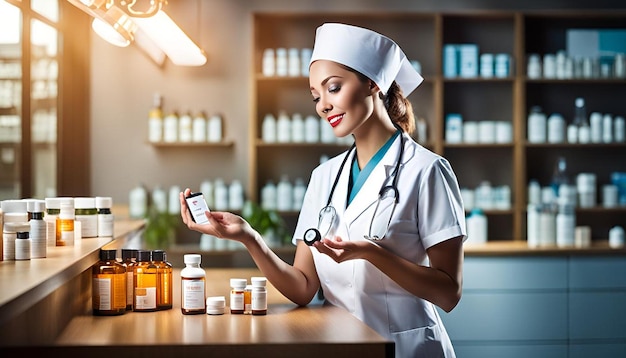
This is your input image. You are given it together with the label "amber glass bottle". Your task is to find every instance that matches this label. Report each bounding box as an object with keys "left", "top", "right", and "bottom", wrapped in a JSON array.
[
  {"left": 152, "top": 249, "right": 173, "bottom": 310},
  {"left": 134, "top": 250, "right": 158, "bottom": 312},
  {"left": 121, "top": 248, "right": 138, "bottom": 310},
  {"left": 92, "top": 249, "right": 127, "bottom": 316}
]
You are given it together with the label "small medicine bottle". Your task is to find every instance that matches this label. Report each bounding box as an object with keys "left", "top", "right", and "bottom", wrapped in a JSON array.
[
  {"left": 14, "top": 224, "right": 31, "bottom": 261},
  {"left": 181, "top": 254, "right": 206, "bottom": 315},
  {"left": 152, "top": 249, "right": 173, "bottom": 310},
  {"left": 206, "top": 296, "right": 226, "bottom": 315},
  {"left": 92, "top": 249, "right": 127, "bottom": 316},
  {"left": 133, "top": 250, "right": 158, "bottom": 312},
  {"left": 244, "top": 284, "right": 252, "bottom": 314},
  {"left": 251, "top": 276, "right": 268, "bottom": 315},
  {"left": 28, "top": 200, "right": 46, "bottom": 258},
  {"left": 44, "top": 197, "right": 61, "bottom": 247},
  {"left": 230, "top": 278, "right": 247, "bottom": 314},
  {"left": 96, "top": 196, "right": 114, "bottom": 237},
  {"left": 74, "top": 197, "right": 98, "bottom": 238},
  {"left": 56, "top": 198, "right": 75, "bottom": 246},
  {"left": 121, "top": 248, "right": 137, "bottom": 310}
]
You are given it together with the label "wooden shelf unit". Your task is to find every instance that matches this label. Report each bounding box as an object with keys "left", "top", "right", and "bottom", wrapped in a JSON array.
[{"left": 250, "top": 11, "right": 626, "bottom": 243}]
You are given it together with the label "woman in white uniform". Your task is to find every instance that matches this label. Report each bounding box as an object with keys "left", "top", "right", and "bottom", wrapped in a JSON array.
[{"left": 179, "top": 23, "right": 466, "bottom": 357}]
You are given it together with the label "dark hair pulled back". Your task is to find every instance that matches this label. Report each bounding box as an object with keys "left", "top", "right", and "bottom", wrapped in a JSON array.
[{"left": 382, "top": 81, "right": 415, "bottom": 135}]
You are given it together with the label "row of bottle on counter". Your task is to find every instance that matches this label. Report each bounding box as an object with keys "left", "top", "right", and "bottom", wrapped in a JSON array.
[
  {"left": 1, "top": 196, "right": 114, "bottom": 261},
  {"left": 527, "top": 51, "right": 626, "bottom": 80},
  {"left": 261, "top": 111, "right": 353, "bottom": 145},
  {"left": 443, "top": 44, "right": 512, "bottom": 78},
  {"left": 445, "top": 114, "right": 513, "bottom": 144},
  {"left": 92, "top": 250, "right": 268, "bottom": 316},
  {"left": 528, "top": 98, "right": 625, "bottom": 144},
  {"left": 147, "top": 93, "right": 224, "bottom": 144}
]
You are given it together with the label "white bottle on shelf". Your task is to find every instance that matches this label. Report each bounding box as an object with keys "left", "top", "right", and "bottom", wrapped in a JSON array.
[
  {"left": 288, "top": 48, "right": 300, "bottom": 77},
  {"left": 163, "top": 112, "right": 178, "bottom": 143},
  {"left": 192, "top": 112, "right": 207, "bottom": 142},
  {"left": 262, "top": 113, "right": 277, "bottom": 143},
  {"left": 589, "top": 112, "right": 603, "bottom": 143},
  {"left": 276, "top": 111, "right": 291, "bottom": 143},
  {"left": 304, "top": 115, "right": 320, "bottom": 143},
  {"left": 292, "top": 178, "right": 306, "bottom": 211},
  {"left": 291, "top": 113, "right": 305, "bottom": 143},
  {"left": 213, "top": 179, "right": 229, "bottom": 211},
  {"left": 200, "top": 179, "right": 214, "bottom": 208},
  {"left": 276, "top": 175, "right": 293, "bottom": 211},
  {"left": 208, "top": 113, "right": 223, "bottom": 143},
  {"left": 466, "top": 208, "right": 487, "bottom": 245},
  {"left": 228, "top": 180, "right": 244, "bottom": 211},
  {"left": 602, "top": 113, "right": 613, "bottom": 143},
  {"left": 615, "top": 116, "right": 625, "bottom": 142},
  {"left": 148, "top": 93, "right": 163, "bottom": 143},
  {"left": 178, "top": 112, "right": 193, "bottom": 142},
  {"left": 262, "top": 48, "right": 275, "bottom": 77},
  {"left": 527, "top": 106, "right": 546, "bottom": 143},
  {"left": 261, "top": 181, "right": 277, "bottom": 211},
  {"left": 275, "top": 48, "right": 288, "bottom": 77}
]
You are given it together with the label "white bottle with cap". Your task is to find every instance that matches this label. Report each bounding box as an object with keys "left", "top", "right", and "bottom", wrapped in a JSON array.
[
  {"left": 528, "top": 106, "right": 546, "bottom": 143},
  {"left": 96, "top": 196, "right": 114, "bottom": 237},
  {"left": 208, "top": 113, "right": 223, "bottom": 143},
  {"left": 262, "top": 48, "right": 275, "bottom": 77},
  {"left": 291, "top": 113, "right": 305, "bottom": 143},
  {"left": 192, "top": 112, "right": 207, "bottom": 142},
  {"left": 74, "top": 197, "right": 98, "bottom": 238},
  {"left": 29, "top": 199, "right": 47, "bottom": 258},
  {"left": 178, "top": 112, "right": 193, "bottom": 143},
  {"left": 56, "top": 198, "right": 75, "bottom": 246},
  {"left": 228, "top": 180, "right": 244, "bottom": 211},
  {"left": 261, "top": 181, "right": 277, "bottom": 211},
  {"left": 213, "top": 179, "right": 229, "bottom": 211},
  {"left": 163, "top": 112, "right": 178, "bottom": 143},
  {"left": 305, "top": 115, "right": 320, "bottom": 143},
  {"left": 609, "top": 226, "right": 625, "bottom": 248},
  {"left": 181, "top": 254, "right": 206, "bottom": 315},
  {"left": 276, "top": 111, "right": 291, "bottom": 143},
  {"left": 262, "top": 113, "right": 277, "bottom": 143},
  {"left": 276, "top": 175, "right": 293, "bottom": 212}
]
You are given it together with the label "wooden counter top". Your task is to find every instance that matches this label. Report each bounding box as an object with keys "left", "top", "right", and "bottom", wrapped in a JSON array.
[
  {"left": 12, "top": 268, "right": 394, "bottom": 357},
  {"left": 0, "top": 217, "right": 146, "bottom": 345}
]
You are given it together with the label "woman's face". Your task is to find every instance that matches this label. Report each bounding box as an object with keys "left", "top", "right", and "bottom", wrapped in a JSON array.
[{"left": 309, "top": 60, "right": 376, "bottom": 138}]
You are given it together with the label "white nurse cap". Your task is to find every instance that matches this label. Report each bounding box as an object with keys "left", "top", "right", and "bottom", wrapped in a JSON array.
[{"left": 309, "top": 23, "right": 423, "bottom": 96}]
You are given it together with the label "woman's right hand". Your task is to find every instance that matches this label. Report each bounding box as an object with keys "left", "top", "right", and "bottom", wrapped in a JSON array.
[{"left": 179, "top": 188, "right": 257, "bottom": 245}]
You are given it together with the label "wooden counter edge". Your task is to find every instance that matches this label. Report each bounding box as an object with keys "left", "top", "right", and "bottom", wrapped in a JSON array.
[{"left": 0, "top": 218, "right": 145, "bottom": 341}]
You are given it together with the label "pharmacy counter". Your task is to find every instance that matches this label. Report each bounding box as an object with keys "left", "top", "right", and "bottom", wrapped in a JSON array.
[
  {"left": 0, "top": 217, "right": 145, "bottom": 346},
  {"left": 1, "top": 267, "right": 393, "bottom": 358}
]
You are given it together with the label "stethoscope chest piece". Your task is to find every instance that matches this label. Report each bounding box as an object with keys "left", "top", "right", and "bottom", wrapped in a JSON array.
[{"left": 304, "top": 228, "right": 321, "bottom": 246}]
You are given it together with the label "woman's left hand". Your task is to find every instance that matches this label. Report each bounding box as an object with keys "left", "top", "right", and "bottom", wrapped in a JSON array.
[{"left": 313, "top": 236, "right": 378, "bottom": 263}]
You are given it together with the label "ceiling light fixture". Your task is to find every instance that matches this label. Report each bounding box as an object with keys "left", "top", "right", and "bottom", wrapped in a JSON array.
[{"left": 67, "top": 0, "right": 207, "bottom": 66}]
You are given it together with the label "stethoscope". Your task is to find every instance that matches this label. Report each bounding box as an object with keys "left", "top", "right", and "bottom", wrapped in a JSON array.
[{"left": 303, "top": 128, "right": 405, "bottom": 246}]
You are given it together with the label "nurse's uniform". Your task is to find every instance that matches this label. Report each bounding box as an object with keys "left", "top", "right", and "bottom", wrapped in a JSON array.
[
  {"left": 300, "top": 23, "right": 467, "bottom": 357},
  {"left": 293, "top": 133, "right": 466, "bottom": 357}
]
